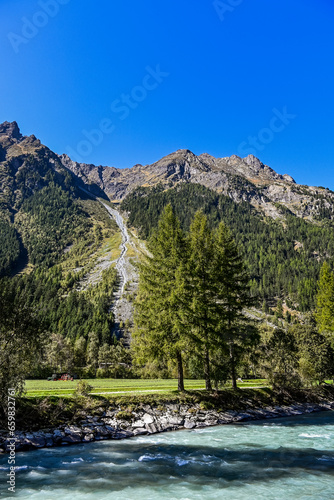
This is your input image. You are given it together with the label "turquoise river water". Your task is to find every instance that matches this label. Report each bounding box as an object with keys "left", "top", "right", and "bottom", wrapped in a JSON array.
[{"left": 1, "top": 411, "right": 334, "bottom": 499}]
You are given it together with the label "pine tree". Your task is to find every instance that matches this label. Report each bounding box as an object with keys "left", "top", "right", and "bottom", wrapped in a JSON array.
[
  {"left": 186, "top": 216, "right": 256, "bottom": 391},
  {"left": 262, "top": 299, "right": 269, "bottom": 314},
  {"left": 132, "top": 205, "right": 188, "bottom": 391},
  {"left": 316, "top": 262, "right": 334, "bottom": 333},
  {"left": 276, "top": 299, "right": 284, "bottom": 318},
  {"left": 187, "top": 212, "right": 217, "bottom": 391},
  {"left": 213, "top": 222, "right": 255, "bottom": 389}
]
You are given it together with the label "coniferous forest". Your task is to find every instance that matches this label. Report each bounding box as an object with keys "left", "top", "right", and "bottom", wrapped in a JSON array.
[
  {"left": 121, "top": 183, "right": 334, "bottom": 311},
  {"left": 131, "top": 204, "right": 334, "bottom": 393},
  {"left": 1, "top": 136, "right": 334, "bottom": 406}
]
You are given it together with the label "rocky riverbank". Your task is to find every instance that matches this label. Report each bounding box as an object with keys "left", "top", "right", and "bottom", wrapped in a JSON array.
[{"left": 1, "top": 399, "right": 334, "bottom": 453}]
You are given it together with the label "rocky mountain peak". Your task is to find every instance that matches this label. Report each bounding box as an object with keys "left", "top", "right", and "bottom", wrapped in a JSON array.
[
  {"left": 282, "top": 174, "right": 296, "bottom": 184},
  {"left": 0, "top": 121, "right": 322, "bottom": 222},
  {"left": 244, "top": 154, "right": 264, "bottom": 169},
  {"left": 0, "top": 121, "right": 22, "bottom": 141},
  {"left": 152, "top": 149, "right": 210, "bottom": 173}
]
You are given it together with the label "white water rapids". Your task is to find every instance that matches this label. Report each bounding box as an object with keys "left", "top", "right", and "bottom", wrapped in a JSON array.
[{"left": 1, "top": 411, "right": 334, "bottom": 499}]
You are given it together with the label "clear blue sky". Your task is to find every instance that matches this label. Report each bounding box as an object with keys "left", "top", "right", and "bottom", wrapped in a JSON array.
[{"left": 1, "top": 0, "right": 333, "bottom": 188}]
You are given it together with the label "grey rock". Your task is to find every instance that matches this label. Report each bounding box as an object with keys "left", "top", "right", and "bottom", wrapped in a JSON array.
[
  {"left": 132, "top": 420, "right": 145, "bottom": 428},
  {"left": 95, "top": 426, "right": 110, "bottom": 436},
  {"left": 184, "top": 420, "right": 196, "bottom": 429},
  {"left": 64, "top": 426, "right": 82, "bottom": 435},
  {"left": 26, "top": 436, "right": 46, "bottom": 448},
  {"left": 83, "top": 433, "right": 95, "bottom": 442},
  {"left": 146, "top": 423, "right": 161, "bottom": 434},
  {"left": 82, "top": 427, "right": 96, "bottom": 434},
  {"left": 166, "top": 416, "right": 184, "bottom": 426},
  {"left": 133, "top": 428, "right": 148, "bottom": 436},
  {"left": 53, "top": 429, "right": 65, "bottom": 438},
  {"left": 105, "top": 410, "right": 117, "bottom": 417},
  {"left": 142, "top": 413, "right": 154, "bottom": 424},
  {"left": 61, "top": 434, "right": 82, "bottom": 444},
  {"left": 115, "top": 430, "right": 134, "bottom": 439}
]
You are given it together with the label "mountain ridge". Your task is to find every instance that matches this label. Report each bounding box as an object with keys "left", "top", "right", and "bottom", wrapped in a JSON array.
[
  {"left": 1, "top": 121, "right": 334, "bottom": 225},
  {"left": 60, "top": 144, "right": 334, "bottom": 222},
  {"left": 1, "top": 121, "right": 334, "bottom": 325}
]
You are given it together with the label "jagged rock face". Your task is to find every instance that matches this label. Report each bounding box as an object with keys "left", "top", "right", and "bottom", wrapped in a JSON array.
[
  {"left": 0, "top": 122, "right": 74, "bottom": 214},
  {"left": 59, "top": 145, "right": 334, "bottom": 222},
  {"left": 0, "top": 121, "right": 23, "bottom": 142},
  {"left": 60, "top": 149, "right": 291, "bottom": 204},
  {"left": 1, "top": 121, "right": 334, "bottom": 222}
]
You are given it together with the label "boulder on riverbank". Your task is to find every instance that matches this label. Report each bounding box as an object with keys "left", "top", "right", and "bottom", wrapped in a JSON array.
[{"left": 1, "top": 388, "right": 334, "bottom": 453}]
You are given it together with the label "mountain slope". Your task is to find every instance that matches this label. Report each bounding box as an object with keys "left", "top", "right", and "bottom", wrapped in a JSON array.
[
  {"left": 1, "top": 120, "right": 334, "bottom": 314},
  {"left": 0, "top": 121, "right": 74, "bottom": 214},
  {"left": 121, "top": 183, "right": 334, "bottom": 311},
  {"left": 0, "top": 122, "right": 130, "bottom": 376},
  {"left": 1, "top": 120, "right": 334, "bottom": 377},
  {"left": 60, "top": 148, "right": 334, "bottom": 222}
]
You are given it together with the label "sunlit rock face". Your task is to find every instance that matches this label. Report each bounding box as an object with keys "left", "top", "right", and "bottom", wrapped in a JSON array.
[
  {"left": 1, "top": 121, "right": 333, "bottom": 222},
  {"left": 60, "top": 144, "right": 334, "bottom": 222}
]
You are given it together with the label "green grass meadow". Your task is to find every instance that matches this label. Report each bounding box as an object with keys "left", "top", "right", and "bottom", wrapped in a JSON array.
[{"left": 24, "top": 378, "right": 268, "bottom": 398}]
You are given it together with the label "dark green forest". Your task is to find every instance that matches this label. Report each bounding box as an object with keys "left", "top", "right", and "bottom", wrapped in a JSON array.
[
  {"left": 17, "top": 183, "right": 88, "bottom": 267},
  {"left": 121, "top": 183, "right": 334, "bottom": 311},
  {"left": 132, "top": 204, "right": 334, "bottom": 391},
  {"left": 1, "top": 162, "right": 334, "bottom": 395},
  {"left": 0, "top": 220, "right": 20, "bottom": 275},
  {"left": 0, "top": 168, "right": 125, "bottom": 383}
]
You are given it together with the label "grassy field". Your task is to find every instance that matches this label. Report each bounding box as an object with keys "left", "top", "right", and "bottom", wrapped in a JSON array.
[{"left": 24, "top": 378, "right": 268, "bottom": 397}]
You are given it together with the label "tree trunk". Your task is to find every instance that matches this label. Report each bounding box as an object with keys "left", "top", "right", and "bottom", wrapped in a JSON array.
[
  {"left": 230, "top": 342, "right": 237, "bottom": 390},
  {"left": 204, "top": 345, "right": 212, "bottom": 392},
  {"left": 177, "top": 351, "right": 184, "bottom": 392}
]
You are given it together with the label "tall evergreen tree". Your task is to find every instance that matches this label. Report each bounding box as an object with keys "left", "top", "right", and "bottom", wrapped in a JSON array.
[
  {"left": 186, "top": 216, "right": 255, "bottom": 391},
  {"left": 132, "top": 205, "right": 188, "bottom": 391},
  {"left": 213, "top": 222, "right": 255, "bottom": 389},
  {"left": 187, "top": 212, "right": 217, "bottom": 391},
  {"left": 316, "top": 262, "right": 334, "bottom": 334}
]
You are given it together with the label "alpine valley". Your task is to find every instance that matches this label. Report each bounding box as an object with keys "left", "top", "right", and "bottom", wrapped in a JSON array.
[{"left": 1, "top": 120, "right": 334, "bottom": 378}]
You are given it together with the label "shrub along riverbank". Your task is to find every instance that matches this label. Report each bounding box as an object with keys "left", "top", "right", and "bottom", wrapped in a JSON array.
[{"left": 1, "top": 385, "right": 334, "bottom": 453}]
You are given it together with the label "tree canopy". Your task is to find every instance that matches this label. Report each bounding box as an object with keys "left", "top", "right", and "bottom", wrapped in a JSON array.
[{"left": 133, "top": 206, "right": 256, "bottom": 391}]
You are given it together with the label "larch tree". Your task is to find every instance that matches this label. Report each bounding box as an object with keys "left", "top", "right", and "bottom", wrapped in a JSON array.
[
  {"left": 316, "top": 262, "right": 334, "bottom": 335},
  {"left": 213, "top": 222, "right": 255, "bottom": 390},
  {"left": 186, "top": 214, "right": 255, "bottom": 391},
  {"left": 187, "top": 212, "right": 219, "bottom": 391},
  {"left": 132, "top": 204, "right": 188, "bottom": 391}
]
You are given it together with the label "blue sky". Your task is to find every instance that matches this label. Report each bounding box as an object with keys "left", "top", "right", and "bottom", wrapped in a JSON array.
[{"left": 0, "top": 0, "right": 334, "bottom": 188}]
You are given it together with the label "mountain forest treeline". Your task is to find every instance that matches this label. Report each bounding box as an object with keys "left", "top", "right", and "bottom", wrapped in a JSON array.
[
  {"left": 121, "top": 183, "right": 334, "bottom": 311},
  {"left": 132, "top": 205, "right": 334, "bottom": 392},
  {"left": 0, "top": 179, "right": 130, "bottom": 400},
  {"left": 1, "top": 155, "right": 334, "bottom": 403}
]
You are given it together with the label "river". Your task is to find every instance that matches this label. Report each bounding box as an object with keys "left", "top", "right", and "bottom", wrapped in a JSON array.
[{"left": 1, "top": 411, "right": 333, "bottom": 499}]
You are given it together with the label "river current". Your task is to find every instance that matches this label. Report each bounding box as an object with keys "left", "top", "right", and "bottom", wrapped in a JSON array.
[{"left": 1, "top": 411, "right": 333, "bottom": 499}]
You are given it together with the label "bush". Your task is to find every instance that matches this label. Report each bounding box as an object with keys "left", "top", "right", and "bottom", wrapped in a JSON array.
[
  {"left": 115, "top": 409, "right": 133, "bottom": 421},
  {"left": 96, "top": 368, "right": 111, "bottom": 378},
  {"left": 73, "top": 380, "right": 93, "bottom": 397}
]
